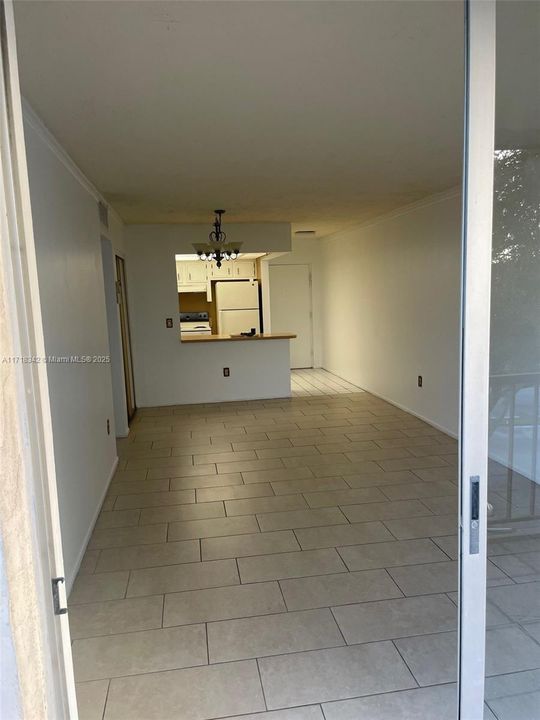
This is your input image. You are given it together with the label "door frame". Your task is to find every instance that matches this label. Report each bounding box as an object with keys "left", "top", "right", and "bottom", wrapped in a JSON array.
[
  {"left": 0, "top": 0, "right": 77, "bottom": 716},
  {"left": 458, "top": 0, "right": 496, "bottom": 717},
  {"left": 115, "top": 254, "right": 136, "bottom": 422},
  {"left": 269, "top": 262, "right": 314, "bottom": 369}
]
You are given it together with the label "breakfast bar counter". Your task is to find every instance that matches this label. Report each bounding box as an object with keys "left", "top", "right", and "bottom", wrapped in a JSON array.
[{"left": 181, "top": 333, "right": 296, "bottom": 343}]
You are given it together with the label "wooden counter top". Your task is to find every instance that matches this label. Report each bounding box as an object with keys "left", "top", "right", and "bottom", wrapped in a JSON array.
[{"left": 181, "top": 333, "right": 296, "bottom": 343}]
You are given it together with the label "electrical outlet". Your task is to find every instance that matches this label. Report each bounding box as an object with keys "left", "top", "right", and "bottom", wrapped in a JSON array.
[
  {"left": 418, "top": 375, "right": 423, "bottom": 388},
  {"left": 106, "top": 418, "right": 110, "bottom": 435},
  {"left": 165, "top": 318, "right": 173, "bottom": 328},
  {"left": 223, "top": 367, "right": 230, "bottom": 377}
]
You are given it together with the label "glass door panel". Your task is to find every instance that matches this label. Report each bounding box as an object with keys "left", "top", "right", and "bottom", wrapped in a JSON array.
[{"left": 483, "top": 2, "right": 540, "bottom": 718}]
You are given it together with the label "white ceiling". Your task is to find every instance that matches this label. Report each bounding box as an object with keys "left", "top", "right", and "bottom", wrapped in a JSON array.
[{"left": 14, "top": 0, "right": 466, "bottom": 236}]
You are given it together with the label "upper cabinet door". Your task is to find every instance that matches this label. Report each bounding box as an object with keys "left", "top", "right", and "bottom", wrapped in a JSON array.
[
  {"left": 176, "top": 261, "right": 185, "bottom": 287},
  {"left": 210, "top": 263, "right": 233, "bottom": 279},
  {"left": 234, "top": 260, "right": 256, "bottom": 278},
  {"left": 185, "top": 261, "right": 207, "bottom": 283}
]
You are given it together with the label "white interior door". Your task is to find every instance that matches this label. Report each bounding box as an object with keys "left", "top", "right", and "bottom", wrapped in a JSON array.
[{"left": 269, "top": 264, "right": 313, "bottom": 369}]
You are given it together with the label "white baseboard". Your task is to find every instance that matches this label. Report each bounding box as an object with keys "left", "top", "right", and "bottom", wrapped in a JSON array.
[{"left": 66, "top": 455, "right": 119, "bottom": 595}]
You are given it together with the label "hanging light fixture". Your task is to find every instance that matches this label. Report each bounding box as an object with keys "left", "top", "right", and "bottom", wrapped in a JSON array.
[{"left": 192, "top": 209, "right": 242, "bottom": 268}]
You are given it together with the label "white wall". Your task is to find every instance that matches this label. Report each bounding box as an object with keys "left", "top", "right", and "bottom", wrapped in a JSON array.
[
  {"left": 269, "top": 237, "right": 323, "bottom": 367},
  {"left": 125, "top": 223, "right": 291, "bottom": 406},
  {"left": 24, "top": 112, "right": 117, "bottom": 588},
  {"left": 320, "top": 191, "right": 461, "bottom": 436}
]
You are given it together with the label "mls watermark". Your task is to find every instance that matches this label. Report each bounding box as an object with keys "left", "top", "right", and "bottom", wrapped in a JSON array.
[{"left": 2, "top": 355, "right": 111, "bottom": 364}]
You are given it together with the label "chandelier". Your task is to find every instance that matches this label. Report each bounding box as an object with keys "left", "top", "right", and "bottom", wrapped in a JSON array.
[{"left": 193, "top": 209, "right": 242, "bottom": 268}]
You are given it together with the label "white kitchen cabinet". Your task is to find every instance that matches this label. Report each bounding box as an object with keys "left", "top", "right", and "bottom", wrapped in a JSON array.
[
  {"left": 209, "top": 262, "right": 233, "bottom": 279},
  {"left": 176, "top": 261, "right": 186, "bottom": 289},
  {"left": 185, "top": 261, "right": 207, "bottom": 283},
  {"left": 233, "top": 260, "right": 256, "bottom": 278}
]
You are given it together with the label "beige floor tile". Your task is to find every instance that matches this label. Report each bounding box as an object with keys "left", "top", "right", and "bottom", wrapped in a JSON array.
[
  {"left": 381, "top": 480, "right": 457, "bottom": 501},
  {"left": 112, "top": 469, "right": 148, "bottom": 483},
  {"left": 217, "top": 458, "right": 284, "bottom": 474},
  {"left": 344, "top": 448, "right": 413, "bottom": 463},
  {"left": 311, "top": 461, "right": 383, "bottom": 477},
  {"left": 419, "top": 495, "right": 457, "bottom": 515},
  {"left": 118, "top": 446, "right": 172, "bottom": 459},
  {"left": 127, "top": 559, "right": 239, "bottom": 597},
  {"left": 303, "top": 487, "right": 387, "bottom": 508},
  {"left": 280, "top": 569, "right": 402, "bottom": 611},
  {"left": 70, "top": 571, "right": 129, "bottom": 604},
  {"left": 243, "top": 467, "right": 315, "bottom": 484},
  {"left": 147, "top": 464, "right": 217, "bottom": 480},
  {"left": 202, "top": 530, "right": 300, "bottom": 561},
  {"left": 222, "top": 708, "right": 324, "bottom": 720},
  {"left": 378, "top": 456, "right": 449, "bottom": 471},
  {"left": 432, "top": 535, "right": 458, "bottom": 559},
  {"left": 196, "top": 483, "right": 273, "bottom": 502},
  {"left": 259, "top": 643, "right": 415, "bottom": 709},
  {"left": 294, "top": 522, "right": 394, "bottom": 550},
  {"left": 238, "top": 548, "right": 346, "bottom": 583},
  {"left": 73, "top": 624, "right": 207, "bottom": 682},
  {"left": 104, "top": 660, "right": 265, "bottom": 720},
  {"left": 395, "top": 626, "right": 540, "bottom": 686},
  {"left": 258, "top": 507, "right": 348, "bottom": 532},
  {"left": 256, "top": 446, "right": 321, "bottom": 459},
  {"left": 114, "top": 489, "right": 195, "bottom": 509},
  {"left": 170, "top": 472, "right": 243, "bottom": 490},
  {"left": 171, "top": 442, "right": 233, "bottom": 456},
  {"left": 95, "top": 509, "right": 141, "bottom": 530},
  {"left": 208, "top": 608, "right": 344, "bottom": 663},
  {"left": 389, "top": 560, "right": 510, "bottom": 597},
  {"left": 338, "top": 538, "right": 449, "bottom": 571},
  {"left": 343, "top": 470, "right": 418, "bottom": 488},
  {"left": 96, "top": 539, "right": 200, "bottom": 572},
  {"left": 333, "top": 594, "right": 457, "bottom": 644},
  {"left": 164, "top": 581, "right": 286, "bottom": 626},
  {"left": 341, "top": 499, "right": 431, "bottom": 523},
  {"left": 88, "top": 524, "right": 167, "bottom": 550},
  {"left": 225, "top": 494, "right": 308, "bottom": 517},
  {"left": 139, "top": 501, "right": 225, "bottom": 525},
  {"left": 384, "top": 513, "right": 457, "bottom": 539},
  {"left": 322, "top": 684, "right": 457, "bottom": 720},
  {"left": 194, "top": 450, "right": 257, "bottom": 465},
  {"left": 76, "top": 680, "right": 109, "bottom": 720},
  {"left": 168, "top": 515, "right": 260, "bottom": 541},
  {"left": 101, "top": 496, "right": 116, "bottom": 511},
  {"left": 487, "top": 582, "right": 540, "bottom": 623},
  {"left": 126, "top": 455, "right": 197, "bottom": 470},
  {"left": 413, "top": 466, "right": 458, "bottom": 482},
  {"left": 271, "top": 477, "right": 349, "bottom": 495},
  {"left": 69, "top": 595, "right": 164, "bottom": 639},
  {"left": 283, "top": 454, "right": 350, "bottom": 469},
  {"left": 232, "top": 439, "right": 294, "bottom": 452},
  {"left": 108, "top": 479, "right": 170, "bottom": 496},
  {"left": 79, "top": 550, "right": 100, "bottom": 574}
]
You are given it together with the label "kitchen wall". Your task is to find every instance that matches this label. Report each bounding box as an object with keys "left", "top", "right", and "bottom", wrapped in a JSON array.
[
  {"left": 125, "top": 223, "right": 291, "bottom": 405},
  {"left": 320, "top": 190, "right": 462, "bottom": 436},
  {"left": 24, "top": 107, "right": 117, "bottom": 588},
  {"left": 268, "top": 236, "right": 323, "bottom": 367}
]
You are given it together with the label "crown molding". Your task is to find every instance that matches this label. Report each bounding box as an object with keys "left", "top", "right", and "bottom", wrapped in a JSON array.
[{"left": 319, "top": 186, "right": 462, "bottom": 243}]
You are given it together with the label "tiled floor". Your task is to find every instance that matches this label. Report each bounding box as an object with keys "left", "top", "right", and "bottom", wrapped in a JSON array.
[
  {"left": 71, "top": 378, "right": 540, "bottom": 720},
  {"left": 291, "top": 369, "right": 362, "bottom": 396}
]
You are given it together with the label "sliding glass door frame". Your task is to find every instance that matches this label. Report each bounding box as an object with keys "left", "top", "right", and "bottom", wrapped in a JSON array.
[{"left": 458, "top": 1, "right": 496, "bottom": 717}]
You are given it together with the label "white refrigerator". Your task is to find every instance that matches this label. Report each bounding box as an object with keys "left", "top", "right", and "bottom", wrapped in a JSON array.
[{"left": 216, "top": 280, "right": 261, "bottom": 335}]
